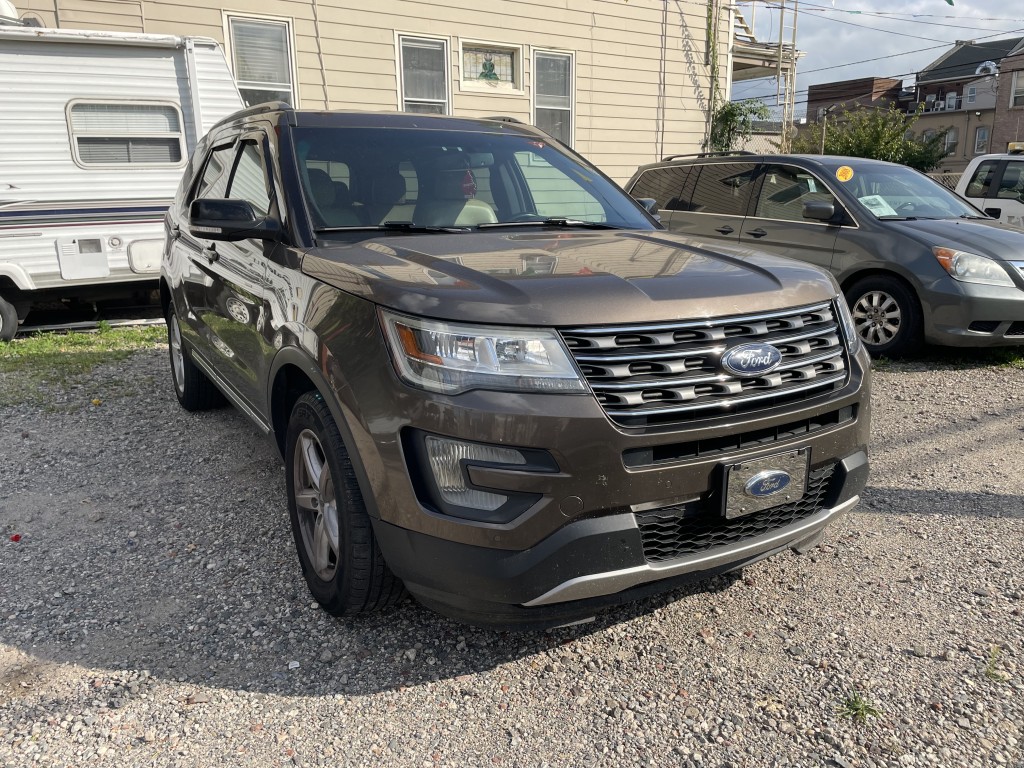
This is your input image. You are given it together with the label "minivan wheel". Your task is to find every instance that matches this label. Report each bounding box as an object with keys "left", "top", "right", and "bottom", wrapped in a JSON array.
[
  {"left": 846, "top": 276, "right": 922, "bottom": 358},
  {"left": 0, "top": 295, "right": 18, "bottom": 342},
  {"left": 285, "top": 392, "right": 404, "bottom": 615},
  {"left": 167, "top": 303, "right": 223, "bottom": 410}
]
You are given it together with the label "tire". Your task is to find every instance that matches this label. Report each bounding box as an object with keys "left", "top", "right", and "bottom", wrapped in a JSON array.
[
  {"left": 845, "top": 276, "right": 922, "bottom": 358},
  {"left": 167, "top": 303, "right": 224, "bottom": 410},
  {"left": 0, "top": 295, "right": 18, "bottom": 342},
  {"left": 285, "top": 391, "right": 404, "bottom": 615}
]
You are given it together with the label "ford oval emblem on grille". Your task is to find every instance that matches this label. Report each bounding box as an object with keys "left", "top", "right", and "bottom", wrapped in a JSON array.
[
  {"left": 744, "top": 470, "right": 791, "bottom": 498},
  {"left": 720, "top": 342, "right": 782, "bottom": 377}
]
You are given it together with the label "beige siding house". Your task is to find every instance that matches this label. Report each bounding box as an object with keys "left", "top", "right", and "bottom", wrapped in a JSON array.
[{"left": 13, "top": 0, "right": 739, "bottom": 183}]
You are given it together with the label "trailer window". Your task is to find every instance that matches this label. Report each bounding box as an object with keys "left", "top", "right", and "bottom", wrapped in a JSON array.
[{"left": 68, "top": 102, "right": 185, "bottom": 167}]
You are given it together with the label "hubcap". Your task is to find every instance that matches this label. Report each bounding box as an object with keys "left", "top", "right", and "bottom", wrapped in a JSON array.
[
  {"left": 293, "top": 429, "right": 340, "bottom": 580},
  {"left": 169, "top": 315, "right": 185, "bottom": 390},
  {"left": 852, "top": 290, "right": 902, "bottom": 346}
]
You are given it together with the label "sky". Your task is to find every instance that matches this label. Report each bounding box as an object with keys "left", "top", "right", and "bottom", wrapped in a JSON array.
[{"left": 730, "top": 0, "right": 1024, "bottom": 117}]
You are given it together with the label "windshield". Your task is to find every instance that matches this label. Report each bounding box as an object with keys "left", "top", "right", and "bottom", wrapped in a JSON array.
[
  {"left": 290, "top": 126, "right": 654, "bottom": 236},
  {"left": 837, "top": 164, "right": 983, "bottom": 220}
]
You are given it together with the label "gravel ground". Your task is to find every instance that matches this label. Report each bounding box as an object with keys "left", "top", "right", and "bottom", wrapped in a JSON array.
[{"left": 1, "top": 347, "right": 1022, "bottom": 768}]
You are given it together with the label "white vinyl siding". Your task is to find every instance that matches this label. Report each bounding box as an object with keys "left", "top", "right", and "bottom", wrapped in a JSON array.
[
  {"left": 228, "top": 16, "right": 295, "bottom": 107},
  {"left": 67, "top": 101, "right": 184, "bottom": 166},
  {"left": 534, "top": 50, "right": 573, "bottom": 146},
  {"left": 399, "top": 35, "right": 449, "bottom": 114}
]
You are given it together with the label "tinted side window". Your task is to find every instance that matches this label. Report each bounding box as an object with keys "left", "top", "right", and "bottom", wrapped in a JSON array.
[
  {"left": 964, "top": 160, "right": 999, "bottom": 198},
  {"left": 689, "top": 163, "right": 757, "bottom": 216},
  {"left": 228, "top": 140, "right": 272, "bottom": 215},
  {"left": 629, "top": 166, "right": 693, "bottom": 211},
  {"left": 754, "top": 164, "right": 837, "bottom": 222},
  {"left": 994, "top": 160, "right": 1024, "bottom": 200},
  {"left": 194, "top": 143, "right": 236, "bottom": 200}
]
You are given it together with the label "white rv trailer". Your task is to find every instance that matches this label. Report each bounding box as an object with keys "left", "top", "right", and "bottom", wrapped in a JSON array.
[{"left": 0, "top": 25, "right": 244, "bottom": 339}]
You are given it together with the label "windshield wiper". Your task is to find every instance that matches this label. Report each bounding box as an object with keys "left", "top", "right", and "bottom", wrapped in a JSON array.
[
  {"left": 876, "top": 215, "right": 938, "bottom": 221},
  {"left": 478, "top": 218, "right": 624, "bottom": 230},
  {"left": 959, "top": 214, "right": 990, "bottom": 220},
  {"left": 314, "top": 222, "right": 471, "bottom": 234}
]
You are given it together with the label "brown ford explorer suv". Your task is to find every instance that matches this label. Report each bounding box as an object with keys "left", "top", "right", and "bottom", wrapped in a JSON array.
[{"left": 160, "top": 104, "right": 871, "bottom": 629}]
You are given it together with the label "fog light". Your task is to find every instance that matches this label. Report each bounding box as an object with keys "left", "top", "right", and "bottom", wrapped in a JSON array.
[{"left": 424, "top": 436, "right": 526, "bottom": 511}]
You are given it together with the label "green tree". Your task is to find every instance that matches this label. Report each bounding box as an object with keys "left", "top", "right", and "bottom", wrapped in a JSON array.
[
  {"left": 792, "top": 104, "right": 949, "bottom": 172},
  {"left": 704, "top": 100, "right": 771, "bottom": 153}
]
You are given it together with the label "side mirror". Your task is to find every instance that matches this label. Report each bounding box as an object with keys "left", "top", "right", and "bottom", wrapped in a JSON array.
[
  {"left": 188, "top": 198, "right": 282, "bottom": 241},
  {"left": 984, "top": 207, "right": 1002, "bottom": 219},
  {"left": 635, "top": 197, "right": 660, "bottom": 215},
  {"left": 803, "top": 200, "right": 837, "bottom": 222}
]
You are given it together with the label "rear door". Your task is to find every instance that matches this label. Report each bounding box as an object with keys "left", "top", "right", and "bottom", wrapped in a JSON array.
[
  {"left": 666, "top": 162, "right": 758, "bottom": 245},
  {"left": 739, "top": 163, "right": 843, "bottom": 273}
]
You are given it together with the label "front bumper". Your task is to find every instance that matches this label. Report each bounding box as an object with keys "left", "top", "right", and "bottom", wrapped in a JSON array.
[
  {"left": 923, "top": 277, "right": 1024, "bottom": 347},
  {"left": 373, "top": 450, "right": 868, "bottom": 629}
]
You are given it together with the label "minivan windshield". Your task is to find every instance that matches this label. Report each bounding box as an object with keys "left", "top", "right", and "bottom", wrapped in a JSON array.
[
  {"left": 838, "top": 164, "right": 984, "bottom": 221},
  {"left": 290, "top": 126, "right": 654, "bottom": 235}
]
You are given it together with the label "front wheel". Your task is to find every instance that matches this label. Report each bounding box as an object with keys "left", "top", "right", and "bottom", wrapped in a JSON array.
[
  {"left": 845, "top": 276, "right": 922, "bottom": 358},
  {"left": 0, "top": 295, "right": 18, "bottom": 342},
  {"left": 285, "top": 391, "right": 404, "bottom": 615}
]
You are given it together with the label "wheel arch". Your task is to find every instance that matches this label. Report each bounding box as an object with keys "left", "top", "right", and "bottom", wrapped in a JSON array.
[
  {"left": 839, "top": 268, "right": 924, "bottom": 315},
  {"left": 268, "top": 346, "right": 383, "bottom": 521}
]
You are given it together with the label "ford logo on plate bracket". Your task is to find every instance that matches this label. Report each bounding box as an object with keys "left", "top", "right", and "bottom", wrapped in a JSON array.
[
  {"left": 744, "top": 470, "right": 792, "bottom": 498},
  {"left": 720, "top": 342, "right": 783, "bottom": 377}
]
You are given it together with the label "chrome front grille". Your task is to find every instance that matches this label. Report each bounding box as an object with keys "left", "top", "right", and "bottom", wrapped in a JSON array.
[{"left": 561, "top": 302, "right": 849, "bottom": 427}]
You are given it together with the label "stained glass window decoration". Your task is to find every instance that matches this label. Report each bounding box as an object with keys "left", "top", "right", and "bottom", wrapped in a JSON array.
[{"left": 463, "top": 46, "right": 516, "bottom": 87}]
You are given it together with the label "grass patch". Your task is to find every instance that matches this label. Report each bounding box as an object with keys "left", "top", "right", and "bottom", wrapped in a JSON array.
[
  {"left": 839, "top": 690, "right": 881, "bottom": 724},
  {"left": 0, "top": 323, "right": 166, "bottom": 407},
  {"left": 984, "top": 645, "right": 1007, "bottom": 682}
]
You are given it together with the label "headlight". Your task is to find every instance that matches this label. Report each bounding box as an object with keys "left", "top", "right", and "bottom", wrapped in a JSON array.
[
  {"left": 834, "top": 295, "right": 861, "bottom": 354},
  {"left": 380, "top": 310, "right": 587, "bottom": 394},
  {"left": 932, "top": 247, "right": 1015, "bottom": 287}
]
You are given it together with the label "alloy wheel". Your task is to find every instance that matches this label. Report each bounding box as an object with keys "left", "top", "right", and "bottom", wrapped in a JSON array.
[{"left": 293, "top": 428, "right": 341, "bottom": 581}]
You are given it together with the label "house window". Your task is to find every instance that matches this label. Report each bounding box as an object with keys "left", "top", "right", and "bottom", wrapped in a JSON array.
[
  {"left": 462, "top": 43, "right": 519, "bottom": 90},
  {"left": 945, "top": 92, "right": 957, "bottom": 110},
  {"left": 975, "top": 125, "right": 990, "bottom": 154},
  {"left": 228, "top": 16, "right": 295, "bottom": 108},
  {"left": 966, "top": 86, "right": 977, "bottom": 104},
  {"left": 399, "top": 36, "right": 449, "bottom": 114},
  {"left": 534, "top": 51, "right": 573, "bottom": 146},
  {"left": 1013, "top": 72, "right": 1024, "bottom": 108},
  {"left": 944, "top": 128, "right": 958, "bottom": 154},
  {"left": 67, "top": 101, "right": 185, "bottom": 166}
]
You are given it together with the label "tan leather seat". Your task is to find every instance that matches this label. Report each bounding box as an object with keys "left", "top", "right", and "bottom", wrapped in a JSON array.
[
  {"left": 413, "top": 158, "right": 497, "bottom": 227},
  {"left": 307, "top": 168, "right": 361, "bottom": 227}
]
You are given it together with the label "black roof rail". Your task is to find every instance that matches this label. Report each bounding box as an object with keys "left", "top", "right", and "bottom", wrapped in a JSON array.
[
  {"left": 483, "top": 115, "right": 526, "bottom": 124},
  {"left": 210, "top": 101, "right": 293, "bottom": 132},
  {"left": 660, "top": 150, "right": 757, "bottom": 161}
]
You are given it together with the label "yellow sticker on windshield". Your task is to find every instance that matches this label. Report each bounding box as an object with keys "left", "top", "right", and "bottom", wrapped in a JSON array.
[{"left": 836, "top": 166, "right": 854, "bottom": 182}]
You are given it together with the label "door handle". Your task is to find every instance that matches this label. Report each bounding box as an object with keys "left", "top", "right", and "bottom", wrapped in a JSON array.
[
  {"left": 715, "top": 225, "right": 735, "bottom": 235},
  {"left": 747, "top": 228, "right": 768, "bottom": 238},
  {"left": 203, "top": 247, "right": 219, "bottom": 263}
]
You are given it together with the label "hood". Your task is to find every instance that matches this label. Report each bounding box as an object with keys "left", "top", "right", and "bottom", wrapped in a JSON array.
[
  {"left": 891, "top": 218, "right": 1024, "bottom": 259},
  {"left": 300, "top": 230, "right": 838, "bottom": 326}
]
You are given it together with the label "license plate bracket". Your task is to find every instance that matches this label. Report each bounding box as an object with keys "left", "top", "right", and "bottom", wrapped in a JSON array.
[{"left": 722, "top": 449, "right": 809, "bottom": 519}]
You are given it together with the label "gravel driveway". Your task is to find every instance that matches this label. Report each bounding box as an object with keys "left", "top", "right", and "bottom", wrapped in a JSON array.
[{"left": 1, "top": 347, "right": 1022, "bottom": 768}]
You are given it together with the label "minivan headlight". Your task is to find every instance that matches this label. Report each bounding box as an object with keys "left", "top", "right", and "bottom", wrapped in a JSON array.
[
  {"left": 932, "top": 247, "right": 1015, "bottom": 287},
  {"left": 381, "top": 310, "right": 587, "bottom": 394}
]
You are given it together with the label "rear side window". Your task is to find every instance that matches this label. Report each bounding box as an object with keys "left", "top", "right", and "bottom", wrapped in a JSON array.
[
  {"left": 629, "top": 166, "right": 694, "bottom": 211},
  {"left": 67, "top": 101, "right": 185, "bottom": 167},
  {"left": 964, "top": 160, "right": 999, "bottom": 198},
  {"left": 689, "top": 163, "right": 757, "bottom": 216}
]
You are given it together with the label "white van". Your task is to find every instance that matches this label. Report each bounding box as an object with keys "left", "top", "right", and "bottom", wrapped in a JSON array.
[
  {"left": 0, "top": 26, "right": 244, "bottom": 340},
  {"left": 955, "top": 151, "right": 1024, "bottom": 230}
]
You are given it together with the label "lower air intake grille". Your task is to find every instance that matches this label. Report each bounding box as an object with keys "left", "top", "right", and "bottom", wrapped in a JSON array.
[
  {"left": 560, "top": 302, "right": 850, "bottom": 428},
  {"left": 636, "top": 464, "right": 835, "bottom": 563}
]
